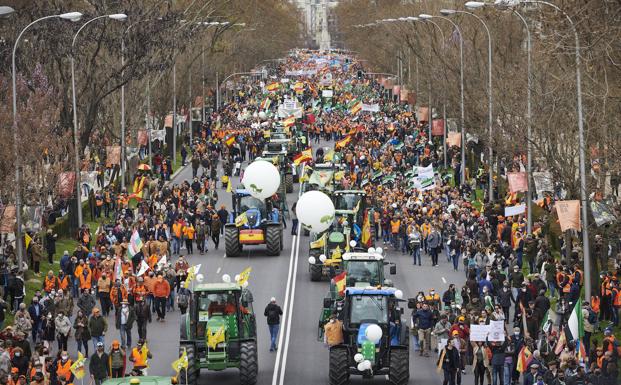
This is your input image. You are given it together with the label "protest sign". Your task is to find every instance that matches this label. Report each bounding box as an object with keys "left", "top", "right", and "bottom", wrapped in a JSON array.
[
  {"left": 555, "top": 200, "right": 581, "bottom": 231},
  {"left": 590, "top": 200, "right": 616, "bottom": 227},
  {"left": 470, "top": 325, "right": 490, "bottom": 341},
  {"left": 432, "top": 119, "right": 445, "bottom": 136},
  {"left": 507, "top": 172, "right": 528, "bottom": 193},
  {"left": 532, "top": 171, "right": 554, "bottom": 195},
  {"left": 447, "top": 132, "right": 461, "bottom": 147},
  {"left": 505, "top": 204, "right": 526, "bottom": 217},
  {"left": 488, "top": 321, "right": 505, "bottom": 342}
]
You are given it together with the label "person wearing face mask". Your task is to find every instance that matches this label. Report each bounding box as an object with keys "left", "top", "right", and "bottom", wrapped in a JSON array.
[
  {"left": 108, "top": 340, "right": 126, "bottom": 378},
  {"left": 88, "top": 308, "right": 108, "bottom": 352},
  {"left": 89, "top": 342, "right": 109, "bottom": 385},
  {"left": 73, "top": 309, "right": 91, "bottom": 357},
  {"left": 97, "top": 273, "right": 112, "bottom": 316},
  {"left": 116, "top": 301, "right": 135, "bottom": 348},
  {"left": 10, "top": 347, "right": 28, "bottom": 376},
  {"left": 77, "top": 289, "right": 96, "bottom": 317},
  {"left": 54, "top": 351, "right": 73, "bottom": 385},
  {"left": 110, "top": 280, "right": 128, "bottom": 314},
  {"left": 41, "top": 312, "right": 56, "bottom": 350},
  {"left": 152, "top": 273, "right": 171, "bottom": 322},
  {"left": 28, "top": 296, "right": 43, "bottom": 342},
  {"left": 54, "top": 312, "right": 71, "bottom": 351},
  {"left": 498, "top": 281, "right": 513, "bottom": 323}
]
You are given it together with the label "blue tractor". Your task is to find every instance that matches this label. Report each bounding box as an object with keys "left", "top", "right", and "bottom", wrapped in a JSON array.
[{"left": 224, "top": 189, "right": 283, "bottom": 257}]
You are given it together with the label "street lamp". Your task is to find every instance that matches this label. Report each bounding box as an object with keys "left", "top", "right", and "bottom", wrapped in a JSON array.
[
  {"left": 518, "top": 0, "right": 591, "bottom": 300},
  {"left": 442, "top": 6, "right": 494, "bottom": 201},
  {"left": 71, "top": 13, "right": 127, "bottom": 227},
  {"left": 0, "top": 5, "right": 14, "bottom": 17},
  {"left": 421, "top": 13, "right": 466, "bottom": 185},
  {"left": 12, "top": 11, "right": 83, "bottom": 268}
]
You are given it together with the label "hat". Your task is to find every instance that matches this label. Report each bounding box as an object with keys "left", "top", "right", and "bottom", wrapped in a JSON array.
[
  {"left": 530, "top": 364, "right": 540, "bottom": 369},
  {"left": 112, "top": 340, "right": 120, "bottom": 348},
  {"left": 63, "top": 250, "right": 69, "bottom": 255},
  {"left": 270, "top": 297, "right": 276, "bottom": 303},
  {"left": 97, "top": 341, "right": 104, "bottom": 347},
  {"left": 452, "top": 330, "right": 459, "bottom": 336}
]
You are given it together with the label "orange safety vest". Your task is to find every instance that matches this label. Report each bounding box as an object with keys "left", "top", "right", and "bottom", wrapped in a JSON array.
[
  {"left": 184, "top": 226, "right": 195, "bottom": 240},
  {"left": 591, "top": 296, "right": 600, "bottom": 313},
  {"left": 95, "top": 196, "right": 104, "bottom": 206},
  {"left": 172, "top": 223, "right": 183, "bottom": 238},
  {"left": 613, "top": 288, "right": 621, "bottom": 307},
  {"left": 390, "top": 220, "right": 401, "bottom": 234},
  {"left": 44, "top": 276, "right": 57, "bottom": 292},
  {"left": 131, "top": 347, "right": 148, "bottom": 368},
  {"left": 79, "top": 269, "right": 92, "bottom": 290},
  {"left": 56, "top": 360, "right": 73, "bottom": 381},
  {"left": 572, "top": 269, "right": 584, "bottom": 285},
  {"left": 58, "top": 276, "right": 69, "bottom": 291}
]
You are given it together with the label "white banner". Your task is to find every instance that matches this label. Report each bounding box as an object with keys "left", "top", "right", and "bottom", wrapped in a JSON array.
[
  {"left": 533, "top": 171, "right": 554, "bottom": 195},
  {"left": 151, "top": 130, "right": 167, "bottom": 144},
  {"left": 322, "top": 90, "right": 334, "bottom": 98},
  {"left": 504, "top": 204, "right": 526, "bottom": 217},
  {"left": 488, "top": 320, "right": 505, "bottom": 342},
  {"left": 413, "top": 164, "right": 434, "bottom": 178},
  {"left": 285, "top": 69, "right": 317, "bottom": 76},
  {"left": 361, "top": 103, "right": 380, "bottom": 112},
  {"left": 470, "top": 325, "right": 490, "bottom": 341}
]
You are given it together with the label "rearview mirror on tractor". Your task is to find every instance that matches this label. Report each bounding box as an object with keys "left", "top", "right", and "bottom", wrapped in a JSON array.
[{"left": 407, "top": 298, "right": 416, "bottom": 309}]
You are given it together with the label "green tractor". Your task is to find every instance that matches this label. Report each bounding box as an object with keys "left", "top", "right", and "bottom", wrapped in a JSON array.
[
  {"left": 320, "top": 287, "right": 410, "bottom": 385},
  {"left": 308, "top": 230, "right": 347, "bottom": 281},
  {"left": 224, "top": 189, "right": 283, "bottom": 257},
  {"left": 260, "top": 145, "right": 294, "bottom": 193},
  {"left": 333, "top": 190, "right": 367, "bottom": 237},
  {"left": 179, "top": 282, "right": 258, "bottom": 385}
]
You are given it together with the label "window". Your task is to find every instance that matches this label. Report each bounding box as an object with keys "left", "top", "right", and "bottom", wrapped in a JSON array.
[{"left": 349, "top": 295, "right": 388, "bottom": 324}]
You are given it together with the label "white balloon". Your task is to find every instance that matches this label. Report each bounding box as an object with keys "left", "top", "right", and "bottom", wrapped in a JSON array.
[
  {"left": 308, "top": 256, "right": 316, "bottom": 265},
  {"left": 222, "top": 274, "right": 231, "bottom": 283},
  {"left": 365, "top": 324, "right": 383, "bottom": 343},
  {"left": 242, "top": 160, "right": 281, "bottom": 199},
  {"left": 394, "top": 289, "right": 403, "bottom": 300},
  {"left": 354, "top": 353, "right": 364, "bottom": 363},
  {"left": 195, "top": 273, "right": 204, "bottom": 283},
  {"left": 319, "top": 254, "right": 327, "bottom": 263},
  {"left": 375, "top": 247, "right": 383, "bottom": 255},
  {"left": 349, "top": 240, "right": 357, "bottom": 248},
  {"left": 368, "top": 247, "right": 376, "bottom": 254},
  {"left": 234, "top": 274, "right": 241, "bottom": 282},
  {"left": 296, "top": 191, "right": 335, "bottom": 233},
  {"left": 258, "top": 111, "right": 267, "bottom": 120},
  {"left": 357, "top": 362, "right": 367, "bottom": 372},
  {"left": 363, "top": 360, "right": 372, "bottom": 370}
]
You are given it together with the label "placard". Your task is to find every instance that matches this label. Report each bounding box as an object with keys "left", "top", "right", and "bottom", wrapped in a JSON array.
[
  {"left": 470, "top": 324, "right": 490, "bottom": 341},
  {"left": 488, "top": 321, "right": 505, "bottom": 342},
  {"left": 505, "top": 204, "right": 526, "bottom": 217},
  {"left": 322, "top": 90, "right": 334, "bottom": 98},
  {"left": 507, "top": 172, "right": 528, "bottom": 193}
]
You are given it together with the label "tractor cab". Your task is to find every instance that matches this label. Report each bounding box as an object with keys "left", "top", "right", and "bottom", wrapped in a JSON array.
[
  {"left": 179, "top": 283, "right": 258, "bottom": 384},
  {"left": 230, "top": 190, "right": 271, "bottom": 229}
]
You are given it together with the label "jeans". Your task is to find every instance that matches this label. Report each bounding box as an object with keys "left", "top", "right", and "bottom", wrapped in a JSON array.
[
  {"left": 172, "top": 237, "right": 181, "bottom": 254},
  {"left": 411, "top": 334, "right": 420, "bottom": 351},
  {"left": 155, "top": 297, "right": 167, "bottom": 319},
  {"left": 291, "top": 219, "right": 298, "bottom": 235},
  {"left": 412, "top": 246, "right": 421, "bottom": 265},
  {"left": 120, "top": 324, "right": 132, "bottom": 348},
  {"left": 547, "top": 281, "right": 557, "bottom": 297},
  {"left": 492, "top": 364, "right": 504, "bottom": 385},
  {"left": 92, "top": 335, "right": 105, "bottom": 351},
  {"left": 268, "top": 324, "right": 280, "bottom": 351},
  {"left": 451, "top": 252, "right": 460, "bottom": 271},
  {"left": 430, "top": 248, "right": 439, "bottom": 266},
  {"left": 77, "top": 339, "right": 89, "bottom": 356},
  {"left": 503, "top": 361, "right": 512, "bottom": 385}
]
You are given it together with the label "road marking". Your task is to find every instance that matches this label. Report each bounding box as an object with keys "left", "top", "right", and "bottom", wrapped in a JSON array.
[
  {"left": 216, "top": 267, "right": 221, "bottom": 274},
  {"left": 272, "top": 185, "right": 303, "bottom": 385},
  {"left": 442, "top": 276, "right": 447, "bottom": 284}
]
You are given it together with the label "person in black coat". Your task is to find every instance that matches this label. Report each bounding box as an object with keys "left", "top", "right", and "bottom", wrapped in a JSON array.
[
  {"left": 437, "top": 338, "right": 460, "bottom": 385},
  {"left": 89, "top": 342, "right": 109, "bottom": 385},
  {"left": 28, "top": 297, "right": 43, "bottom": 342},
  {"left": 45, "top": 230, "right": 58, "bottom": 264}
]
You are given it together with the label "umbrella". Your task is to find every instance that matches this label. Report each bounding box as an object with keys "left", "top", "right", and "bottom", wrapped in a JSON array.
[{"left": 137, "top": 164, "right": 151, "bottom": 171}]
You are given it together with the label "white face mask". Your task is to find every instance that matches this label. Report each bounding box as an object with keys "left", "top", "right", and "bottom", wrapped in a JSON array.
[{"left": 61, "top": 355, "right": 68, "bottom": 360}]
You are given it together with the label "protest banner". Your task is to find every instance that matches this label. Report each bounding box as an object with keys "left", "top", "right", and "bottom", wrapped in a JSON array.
[
  {"left": 432, "top": 119, "right": 445, "bottom": 136},
  {"left": 0, "top": 205, "right": 16, "bottom": 233},
  {"left": 106, "top": 146, "right": 121, "bottom": 166},
  {"left": 57, "top": 172, "right": 76, "bottom": 198},
  {"left": 532, "top": 171, "right": 554, "bottom": 195},
  {"left": 447, "top": 132, "right": 461, "bottom": 147},
  {"left": 417, "top": 107, "right": 429, "bottom": 122},
  {"left": 470, "top": 325, "right": 490, "bottom": 341},
  {"left": 590, "top": 199, "right": 616, "bottom": 227},
  {"left": 555, "top": 200, "right": 581, "bottom": 231},
  {"left": 488, "top": 321, "right": 505, "bottom": 342},
  {"left": 507, "top": 172, "right": 528, "bottom": 193},
  {"left": 361, "top": 103, "right": 380, "bottom": 112},
  {"left": 505, "top": 204, "right": 526, "bottom": 217}
]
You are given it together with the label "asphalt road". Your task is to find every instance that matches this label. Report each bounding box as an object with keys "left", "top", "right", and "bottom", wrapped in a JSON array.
[{"left": 72, "top": 147, "right": 475, "bottom": 385}]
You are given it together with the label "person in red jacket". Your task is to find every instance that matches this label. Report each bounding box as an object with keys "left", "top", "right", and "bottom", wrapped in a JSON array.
[{"left": 152, "top": 272, "right": 171, "bottom": 322}]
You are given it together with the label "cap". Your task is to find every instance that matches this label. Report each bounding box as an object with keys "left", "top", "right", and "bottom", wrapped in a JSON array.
[
  {"left": 530, "top": 363, "right": 540, "bottom": 369},
  {"left": 112, "top": 340, "right": 120, "bottom": 348},
  {"left": 270, "top": 297, "right": 276, "bottom": 302},
  {"left": 96, "top": 341, "right": 104, "bottom": 347},
  {"left": 452, "top": 330, "right": 459, "bottom": 336}
]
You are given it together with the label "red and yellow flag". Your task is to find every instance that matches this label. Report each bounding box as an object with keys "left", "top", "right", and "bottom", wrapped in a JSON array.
[
  {"left": 266, "top": 82, "right": 280, "bottom": 92},
  {"left": 361, "top": 211, "right": 372, "bottom": 247},
  {"left": 293, "top": 148, "right": 312, "bottom": 166},
  {"left": 516, "top": 346, "right": 532, "bottom": 373},
  {"left": 283, "top": 115, "right": 296, "bottom": 127},
  {"left": 333, "top": 271, "right": 347, "bottom": 296},
  {"left": 225, "top": 135, "right": 236, "bottom": 147},
  {"left": 335, "top": 135, "right": 352, "bottom": 149},
  {"left": 350, "top": 100, "right": 362, "bottom": 115}
]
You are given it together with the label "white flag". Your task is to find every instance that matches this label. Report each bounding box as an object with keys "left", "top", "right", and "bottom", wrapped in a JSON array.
[{"left": 137, "top": 260, "right": 150, "bottom": 276}]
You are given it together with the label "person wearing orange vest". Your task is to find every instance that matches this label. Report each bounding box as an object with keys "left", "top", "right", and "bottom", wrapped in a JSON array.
[
  {"left": 390, "top": 216, "right": 401, "bottom": 250},
  {"left": 152, "top": 272, "right": 171, "bottom": 322},
  {"left": 76, "top": 262, "right": 93, "bottom": 290},
  {"left": 110, "top": 280, "right": 129, "bottom": 312},
  {"left": 57, "top": 271, "right": 70, "bottom": 292},
  {"left": 129, "top": 339, "right": 151, "bottom": 375},
  {"left": 132, "top": 277, "right": 148, "bottom": 303},
  {"left": 602, "top": 327, "right": 621, "bottom": 358},
  {"left": 43, "top": 271, "right": 57, "bottom": 293},
  {"left": 183, "top": 223, "right": 195, "bottom": 255},
  {"left": 171, "top": 219, "right": 184, "bottom": 255},
  {"left": 600, "top": 274, "right": 614, "bottom": 321},
  {"left": 55, "top": 351, "right": 73, "bottom": 384}
]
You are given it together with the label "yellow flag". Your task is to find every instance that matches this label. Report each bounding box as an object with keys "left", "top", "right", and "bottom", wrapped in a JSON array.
[
  {"left": 235, "top": 212, "right": 248, "bottom": 227},
  {"left": 237, "top": 267, "right": 252, "bottom": 285},
  {"left": 331, "top": 245, "right": 342, "bottom": 260},
  {"left": 70, "top": 351, "right": 86, "bottom": 379},
  {"left": 324, "top": 149, "right": 334, "bottom": 162},
  {"left": 334, "top": 171, "right": 345, "bottom": 181},
  {"left": 141, "top": 344, "right": 150, "bottom": 368},
  {"left": 24, "top": 233, "right": 32, "bottom": 250},
  {"left": 226, "top": 177, "right": 232, "bottom": 193},
  {"left": 207, "top": 326, "right": 226, "bottom": 349},
  {"left": 310, "top": 233, "right": 326, "bottom": 249},
  {"left": 171, "top": 348, "right": 188, "bottom": 373}
]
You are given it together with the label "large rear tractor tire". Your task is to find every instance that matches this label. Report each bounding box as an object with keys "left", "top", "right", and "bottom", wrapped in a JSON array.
[
  {"left": 178, "top": 344, "right": 198, "bottom": 385},
  {"left": 388, "top": 348, "right": 409, "bottom": 385},
  {"left": 329, "top": 347, "right": 350, "bottom": 385},
  {"left": 239, "top": 341, "right": 258, "bottom": 385},
  {"left": 285, "top": 174, "right": 294, "bottom": 193},
  {"left": 225, "top": 226, "right": 241, "bottom": 257},
  {"left": 310, "top": 263, "right": 322, "bottom": 281},
  {"left": 265, "top": 226, "right": 282, "bottom": 256}
]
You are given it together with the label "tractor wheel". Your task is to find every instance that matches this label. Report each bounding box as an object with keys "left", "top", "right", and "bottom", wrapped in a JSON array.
[
  {"left": 310, "top": 263, "right": 322, "bottom": 281},
  {"left": 265, "top": 226, "right": 281, "bottom": 256},
  {"left": 239, "top": 341, "right": 258, "bottom": 385},
  {"left": 285, "top": 174, "right": 294, "bottom": 193},
  {"left": 388, "top": 348, "right": 409, "bottom": 385},
  {"left": 329, "top": 347, "right": 350, "bottom": 385},
  {"left": 225, "top": 226, "right": 241, "bottom": 257},
  {"left": 178, "top": 344, "right": 198, "bottom": 385}
]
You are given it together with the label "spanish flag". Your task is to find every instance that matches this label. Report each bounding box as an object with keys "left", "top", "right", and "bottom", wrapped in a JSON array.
[
  {"left": 361, "top": 211, "right": 372, "bottom": 247},
  {"left": 293, "top": 148, "right": 312, "bottom": 166},
  {"left": 335, "top": 135, "right": 352, "bottom": 149},
  {"left": 225, "top": 135, "right": 236, "bottom": 147},
  {"left": 266, "top": 82, "right": 280, "bottom": 92},
  {"left": 515, "top": 346, "right": 532, "bottom": 373},
  {"left": 349, "top": 100, "right": 363, "bottom": 115},
  {"left": 333, "top": 271, "right": 347, "bottom": 296},
  {"left": 260, "top": 97, "right": 271, "bottom": 110},
  {"left": 283, "top": 115, "right": 296, "bottom": 127}
]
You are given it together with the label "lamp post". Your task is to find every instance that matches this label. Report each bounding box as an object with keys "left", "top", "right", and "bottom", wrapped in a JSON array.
[
  {"left": 12, "top": 11, "right": 83, "bottom": 267},
  {"left": 422, "top": 13, "right": 466, "bottom": 185},
  {"left": 518, "top": 0, "right": 591, "bottom": 300},
  {"left": 71, "top": 14, "right": 127, "bottom": 228},
  {"left": 442, "top": 6, "right": 494, "bottom": 201}
]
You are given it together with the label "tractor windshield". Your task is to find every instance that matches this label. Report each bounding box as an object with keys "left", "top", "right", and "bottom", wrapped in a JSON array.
[
  {"left": 334, "top": 194, "right": 361, "bottom": 211},
  {"left": 198, "top": 292, "right": 237, "bottom": 316},
  {"left": 349, "top": 295, "right": 388, "bottom": 325},
  {"left": 239, "top": 196, "right": 266, "bottom": 214},
  {"left": 346, "top": 261, "right": 380, "bottom": 285}
]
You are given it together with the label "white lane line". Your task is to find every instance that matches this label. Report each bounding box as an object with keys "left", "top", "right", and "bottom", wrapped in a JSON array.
[
  {"left": 272, "top": 186, "right": 303, "bottom": 385},
  {"left": 216, "top": 267, "right": 221, "bottom": 274},
  {"left": 442, "top": 277, "right": 447, "bottom": 284},
  {"left": 278, "top": 219, "right": 301, "bottom": 385}
]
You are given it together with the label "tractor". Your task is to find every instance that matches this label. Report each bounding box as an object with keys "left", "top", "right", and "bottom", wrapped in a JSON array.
[
  {"left": 320, "top": 288, "right": 410, "bottom": 385},
  {"left": 179, "top": 282, "right": 258, "bottom": 385},
  {"left": 333, "top": 190, "right": 366, "bottom": 229},
  {"left": 102, "top": 377, "right": 175, "bottom": 385},
  {"left": 308, "top": 230, "right": 347, "bottom": 281},
  {"left": 260, "top": 146, "right": 294, "bottom": 193},
  {"left": 224, "top": 189, "right": 283, "bottom": 257}
]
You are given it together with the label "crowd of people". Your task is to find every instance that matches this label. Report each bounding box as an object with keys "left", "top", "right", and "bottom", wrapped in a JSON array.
[{"left": 0, "top": 48, "right": 618, "bottom": 385}]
